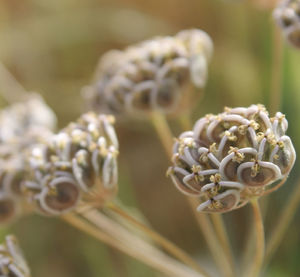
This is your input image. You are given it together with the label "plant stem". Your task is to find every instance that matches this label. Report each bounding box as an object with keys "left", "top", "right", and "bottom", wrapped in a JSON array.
[
  {"left": 151, "top": 111, "right": 234, "bottom": 277},
  {"left": 77, "top": 208, "right": 207, "bottom": 277},
  {"left": 269, "top": 24, "right": 284, "bottom": 114},
  {"left": 210, "top": 213, "right": 235, "bottom": 274},
  {"left": 265, "top": 180, "right": 300, "bottom": 266},
  {"left": 106, "top": 202, "right": 209, "bottom": 276},
  {"left": 244, "top": 198, "right": 265, "bottom": 277},
  {"left": 0, "top": 62, "right": 29, "bottom": 103},
  {"left": 178, "top": 113, "right": 235, "bottom": 276}
]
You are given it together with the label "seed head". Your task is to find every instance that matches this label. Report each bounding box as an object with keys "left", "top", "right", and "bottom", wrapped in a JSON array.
[
  {"left": 83, "top": 29, "right": 213, "bottom": 115},
  {"left": 168, "top": 105, "right": 296, "bottom": 213},
  {"left": 0, "top": 235, "right": 31, "bottom": 277},
  {"left": 25, "top": 112, "right": 119, "bottom": 216},
  {"left": 273, "top": 0, "right": 300, "bottom": 48}
]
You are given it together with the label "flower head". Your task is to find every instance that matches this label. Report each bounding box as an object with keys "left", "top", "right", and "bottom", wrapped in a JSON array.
[
  {"left": 83, "top": 29, "right": 213, "bottom": 115},
  {"left": 273, "top": 0, "right": 300, "bottom": 48},
  {"left": 0, "top": 235, "right": 31, "bottom": 277},
  {"left": 24, "top": 112, "right": 119, "bottom": 216},
  {"left": 167, "top": 105, "right": 296, "bottom": 213},
  {"left": 0, "top": 95, "right": 56, "bottom": 224}
]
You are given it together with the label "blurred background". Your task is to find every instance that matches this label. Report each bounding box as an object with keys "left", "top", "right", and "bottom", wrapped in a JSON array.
[{"left": 0, "top": 0, "right": 300, "bottom": 276}]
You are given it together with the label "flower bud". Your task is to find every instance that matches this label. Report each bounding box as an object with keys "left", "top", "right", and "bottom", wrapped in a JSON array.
[
  {"left": 0, "top": 235, "right": 31, "bottom": 277},
  {"left": 273, "top": 0, "right": 300, "bottom": 48},
  {"left": 25, "top": 112, "right": 119, "bottom": 216},
  {"left": 83, "top": 29, "right": 213, "bottom": 115},
  {"left": 167, "top": 105, "right": 296, "bottom": 213}
]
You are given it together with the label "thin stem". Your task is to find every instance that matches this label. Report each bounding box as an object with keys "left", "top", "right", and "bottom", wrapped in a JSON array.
[
  {"left": 244, "top": 199, "right": 265, "bottom": 277},
  {"left": 106, "top": 202, "right": 209, "bottom": 276},
  {"left": 188, "top": 198, "right": 234, "bottom": 277},
  {"left": 269, "top": 24, "right": 284, "bottom": 114},
  {"left": 178, "top": 113, "right": 235, "bottom": 276},
  {"left": 150, "top": 111, "right": 173, "bottom": 157},
  {"left": 151, "top": 112, "right": 234, "bottom": 277},
  {"left": 210, "top": 214, "right": 235, "bottom": 274},
  {"left": 78, "top": 208, "right": 206, "bottom": 277},
  {"left": 0, "top": 62, "right": 29, "bottom": 103},
  {"left": 265, "top": 180, "right": 300, "bottom": 266}
]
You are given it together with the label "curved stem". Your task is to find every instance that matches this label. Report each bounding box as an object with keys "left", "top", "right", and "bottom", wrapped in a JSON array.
[
  {"left": 244, "top": 199, "right": 265, "bottom": 277},
  {"left": 77, "top": 208, "right": 206, "bottom": 277},
  {"left": 265, "top": 180, "right": 300, "bottom": 266},
  {"left": 106, "top": 202, "right": 209, "bottom": 276}
]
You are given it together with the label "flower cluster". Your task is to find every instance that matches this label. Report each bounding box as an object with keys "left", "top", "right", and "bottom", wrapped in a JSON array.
[
  {"left": 0, "top": 235, "right": 31, "bottom": 277},
  {"left": 0, "top": 95, "right": 56, "bottom": 224},
  {"left": 83, "top": 29, "right": 213, "bottom": 115},
  {"left": 167, "top": 105, "right": 296, "bottom": 213},
  {"left": 24, "top": 112, "right": 119, "bottom": 216},
  {"left": 273, "top": 0, "right": 300, "bottom": 48}
]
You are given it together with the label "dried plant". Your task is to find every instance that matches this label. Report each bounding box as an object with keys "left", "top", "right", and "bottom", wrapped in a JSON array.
[
  {"left": 0, "top": 235, "right": 31, "bottom": 277},
  {"left": 273, "top": 0, "right": 300, "bottom": 48},
  {"left": 83, "top": 29, "right": 213, "bottom": 115}
]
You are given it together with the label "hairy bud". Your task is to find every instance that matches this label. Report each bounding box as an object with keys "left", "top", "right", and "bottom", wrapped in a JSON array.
[
  {"left": 167, "top": 105, "right": 296, "bottom": 213},
  {"left": 273, "top": 0, "right": 300, "bottom": 48},
  {"left": 83, "top": 29, "right": 213, "bottom": 115},
  {"left": 0, "top": 235, "right": 31, "bottom": 277},
  {"left": 25, "top": 112, "right": 119, "bottom": 216}
]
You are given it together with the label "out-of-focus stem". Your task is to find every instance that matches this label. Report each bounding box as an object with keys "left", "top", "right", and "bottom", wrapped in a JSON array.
[
  {"left": 107, "top": 202, "right": 209, "bottom": 276},
  {"left": 151, "top": 112, "right": 234, "bottom": 277},
  {"left": 265, "top": 180, "right": 300, "bottom": 266},
  {"left": 0, "top": 62, "right": 29, "bottom": 103},
  {"left": 178, "top": 113, "right": 236, "bottom": 277},
  {"left": 210, "top": 214, "right": 235, "bottom": 274},
  {"left": 78, "top": 209, "right": 206, "bottom": 277},
  {"left": 244, "top": 199, "right": 265, "bottom": 277},
  {"left": 269, "top": 25, "right": 284, "bottom": 114}
]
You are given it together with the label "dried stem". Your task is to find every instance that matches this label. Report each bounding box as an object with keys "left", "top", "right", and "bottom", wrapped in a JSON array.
[
  {"left": 244, "top": 198, "right": 265, "bottom": 277},
  {"left": 0, "top": 62, "right": 29, "bottom": 103},
  {"left": 78, "top": 208, "right": 206, "bottom": 277},
  {"left": 150, "top": 112, "right": 234, "bottom": 277},
  {"left": 265, "top": 179, "right": 300, "bottom": 266},
  {"left": 106, "top": 202, "right": 209, "bottom": 276}
]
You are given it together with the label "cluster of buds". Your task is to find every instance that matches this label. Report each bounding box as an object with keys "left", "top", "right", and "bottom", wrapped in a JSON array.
[
  {"left": 24, "top": 112, "right": 119, "bottom": 216},
  {"left": 83, "top": 29, "right": 213, "bottom": 115},
  {"left": 0, "top": 95, "right": 56, "bottom": 224},
  {"left": 0, "top": 235, "right": 31, "bottom": 277},
  {"left": 167, "top": 105, "right": 296, "bottom": 213},
  {"left": 273, "top": 0, "right": 300, "bottom": 48}
]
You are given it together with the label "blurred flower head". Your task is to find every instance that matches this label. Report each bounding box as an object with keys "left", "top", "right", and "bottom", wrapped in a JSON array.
[
  {"left": 24, "top": 112, "right": 119, "bottom": 216},
  {"left": 273, "top": 0, "right": 300, "bottom": 48},
  {"left": 167, "top": 104, "right": 296, "bottom": 213},
  {"left": 0, "top": 95, "right": 56, "bottom": 224},
  {"left": 0, "top": 235, "right": 31, "bottom": 277},
  {"left": 83, "top": 29, "right": 213, "bottom": 116}
]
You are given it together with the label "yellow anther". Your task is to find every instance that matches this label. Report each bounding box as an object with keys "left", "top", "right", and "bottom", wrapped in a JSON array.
[
  {"left": 278, "top": 141, "right": 285, "bottom": 148},
  {"left": 224, "top": 130, "right": 237, "bottom": 141},
  {"left": 191, "top": 165, "right": 202, "bottom": 174},
  {"left": 251, "top": 162, "right": 260, "bottom": 177},
  {"left": 210, "top": 173, "right": 221, "bottom": 184},
  {"left": 256, "top": 132, "right": 265, "bottom": 142},
  {"left": 249, "top": 120, "right": 260, "bottom": 130},
  {"left": 238, "top": 125, "right": 248, "bottom": 135},
  {"left": 209, "top": 143, "right": 218, "bottom": 153}
]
